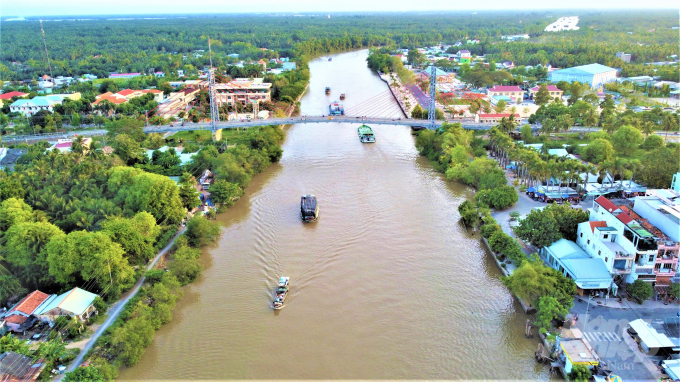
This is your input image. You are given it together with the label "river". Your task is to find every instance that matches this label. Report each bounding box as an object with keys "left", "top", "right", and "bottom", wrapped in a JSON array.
[{"left": 120, "top": 50, "right": 551, "bottom": 380}]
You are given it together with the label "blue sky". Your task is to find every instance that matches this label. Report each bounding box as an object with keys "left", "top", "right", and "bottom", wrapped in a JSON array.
[{"left": 2, "top": 0, "right": 678, "bottom": 16}]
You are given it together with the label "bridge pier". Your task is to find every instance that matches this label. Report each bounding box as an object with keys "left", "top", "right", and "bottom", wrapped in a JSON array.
[{"left": 212, "top": 129, "right": 222, "bottom": 142}]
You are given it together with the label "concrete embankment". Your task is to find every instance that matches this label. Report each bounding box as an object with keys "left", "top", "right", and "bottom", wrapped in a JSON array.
[{"left": 377, "top": 71, "right": 414, "bottom": 118}]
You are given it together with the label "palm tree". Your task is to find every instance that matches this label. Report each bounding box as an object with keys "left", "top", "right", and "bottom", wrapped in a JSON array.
[{"left": 641, "top": 121, "right": 655, "bottom": 137}]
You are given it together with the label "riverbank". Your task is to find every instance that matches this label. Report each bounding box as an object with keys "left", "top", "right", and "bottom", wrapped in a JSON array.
[{"left": 378, "top": 71, "right": 414, "bottom": 117}]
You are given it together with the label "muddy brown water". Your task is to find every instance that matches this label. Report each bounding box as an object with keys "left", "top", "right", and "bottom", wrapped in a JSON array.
[{"left": 120, "top": 50, "right": 550, "bottom": 380}]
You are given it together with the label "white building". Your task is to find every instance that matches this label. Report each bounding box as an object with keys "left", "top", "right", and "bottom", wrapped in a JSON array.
[
  {"left": 634, "top": 191, "right": 680, "bottom": 243},
  {"left": 545, "top": 16, "right": 580, "bottom": 32}
]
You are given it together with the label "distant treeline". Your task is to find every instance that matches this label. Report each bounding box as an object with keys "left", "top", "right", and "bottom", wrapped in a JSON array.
[{"left": 1, "top": 11, "right": 677, "bottom": 80}]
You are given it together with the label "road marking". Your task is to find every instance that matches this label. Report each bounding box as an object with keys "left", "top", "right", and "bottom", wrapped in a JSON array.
[{"left": 584, "top": 331, "right": 622, "bottom": 341}]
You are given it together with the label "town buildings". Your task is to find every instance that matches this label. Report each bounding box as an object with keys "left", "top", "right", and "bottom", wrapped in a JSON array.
[
  {"left": 458, "top": 50, "right": 471, "bottom": 64},
  {"left": 0, "top": 351, "right": 46, "bottom": 382},
  {"left": 475, "top": 113, "right": 520, "bottom": 124},
  {"left": 542, "top": 238, "right": 614, "bottom": 294},
  {"left": 92, "top": 88, "right": 164, "bottom": 107},
  {"left": 528, "top": 85, "right": 563, "bottom": 101},
  {"left": 548, "top": 63, "right": 617, "bottom": 88},
  {"left": 9, "top": 93, "right": 81, "bottom": 116},
  {"left": 109, "top": 72, "right": 142, "bottom": 79},
  {"left": 0, "top": 91, "right": 28, "bottom": 105},
  {"left": 616, "top": 51, "right": 632, "bottom": 63},
  {"left": 213, "top": 78, "right": 272, "bottom": 107},
  {"left": 157, "top": 87, "right": 201, "bottom": 117},
  {"left": 487, "top": 85, "right": 524, "bottom": 103},
  {"left": 0, "top": 148, "right": 27, "bottom": 171},
  {"left": 48, "top": 138, "right": 92, "bottom": 153}
]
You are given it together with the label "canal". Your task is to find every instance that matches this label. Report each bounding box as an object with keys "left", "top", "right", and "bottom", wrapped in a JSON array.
[{"left": 120, "top": 50, "right": 551, "bottom": 380}]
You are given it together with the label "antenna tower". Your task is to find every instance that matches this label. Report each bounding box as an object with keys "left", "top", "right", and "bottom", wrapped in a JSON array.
[
  {"left": 208, "top": 37, "right": 220, "bottom": 131},
  {"left": 39, "top": 20, "right": 54, "bottom": 78},
  {"left": 427, "top": 64, "right": 437, "bottom": 129}
]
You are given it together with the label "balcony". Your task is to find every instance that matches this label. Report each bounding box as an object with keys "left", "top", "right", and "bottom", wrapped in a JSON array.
[
  {"left": 615, "top": 252, "right": 635, "bottom": 259},
  {"left": 654, "top": 268, "right": 677, "bottom": 277},
  {"left": 636, "top": 267, "right": 655, "bottom": 275}
]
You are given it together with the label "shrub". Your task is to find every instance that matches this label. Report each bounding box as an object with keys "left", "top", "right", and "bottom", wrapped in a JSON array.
[
  {"left": 567, "top": 365, "right": 592, "bottom": 382},
  {"left": 184, "top": 215, "right": 221, "bottom": 247},
  {"left": 474, "top": 185, "right": 518, "bottom": 210}
]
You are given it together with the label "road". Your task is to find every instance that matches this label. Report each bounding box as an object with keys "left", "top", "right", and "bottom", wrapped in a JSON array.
[
  {"left": 66, "top": 228, "right": 185, "bottom": 373},
  {"left": 569, "top": 297, "right": 678, "bottom": 381},
  {"left": 1, "top": 129, "right": 108, "bottom": 143}
]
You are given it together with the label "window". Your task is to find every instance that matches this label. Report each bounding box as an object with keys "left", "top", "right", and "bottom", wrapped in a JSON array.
[
  {"left": 587, "top": 239, "right": 590, "bottom": 244},
  {"left": 605, "top": 257, "right": 608, "bottom": 263},
  {"left": 604, "top": 234, "right": 609, "bottom": 239},
  {"left": 580, "top": 233, "right": 583, "bottom": 238},
  {"left": 598, "top": 250, "right": 601, "bottom": 255},
  {"left": 649, "top": 254, "right": 655, "bottom": 262}
]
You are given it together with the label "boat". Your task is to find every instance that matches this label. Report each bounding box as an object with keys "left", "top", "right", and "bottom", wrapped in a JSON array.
[
  {"left": 340, "top": 93, "right": 346, "bottom": 100},
  {"left": 273, "top": 277, "right": 289, "bottom": 310},
  {"left": 300, "top": 195, "right": 319, "bottom": 222},
  {"left": 328, "top": 101, "right": 344, "bottom": 116},
  {"left": 358, "top": 125, "right": 376, "bottom": 143},
  {"left": 325, "top": 87, "right": 331, "bottom": 95},
  {"left": 328, "top": 57, "right": 332, "bottom": 61}
]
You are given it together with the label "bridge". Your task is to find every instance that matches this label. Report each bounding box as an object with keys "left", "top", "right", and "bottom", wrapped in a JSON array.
[{"left": 142, "top": 116, "right": 494, "bottom": 134}]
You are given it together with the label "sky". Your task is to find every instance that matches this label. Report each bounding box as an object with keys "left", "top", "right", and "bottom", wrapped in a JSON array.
[{"left": 2, "top": 0, "right": 678, "bottom": 17}]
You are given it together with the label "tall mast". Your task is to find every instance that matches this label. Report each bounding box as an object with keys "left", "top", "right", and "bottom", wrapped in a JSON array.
[
  {"left": 208, "top": 37, "right": 220, "bottom": 130},
  {"left": 39, "top": 20, "right": 53, "bottom": 78}
]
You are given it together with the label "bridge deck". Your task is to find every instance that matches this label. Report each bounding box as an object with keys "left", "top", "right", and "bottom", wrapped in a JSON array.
[{"left": 143, "top": 116, "right": 493, "bottom": 133}]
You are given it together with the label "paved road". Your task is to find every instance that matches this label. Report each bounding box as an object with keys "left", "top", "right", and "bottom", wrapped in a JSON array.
[
  {"left": 1, "top": 129, "right": 108, "bottom": 143},
  {"left": 66, "top": 228, "right": 185, "bottom": 373},
  {"left": 569, "top": 298, "right": 678, "bottom": 381}
]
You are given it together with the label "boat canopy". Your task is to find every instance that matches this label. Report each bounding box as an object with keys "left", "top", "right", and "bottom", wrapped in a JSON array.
[{"left": 301, "top": 195, "right": 317, "bottom": 216}]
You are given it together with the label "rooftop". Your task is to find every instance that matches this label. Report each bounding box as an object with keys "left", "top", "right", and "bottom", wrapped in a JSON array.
[
  {"left": 530, "top": 85, "right": 561, "bottom": 92},
  {"left": 560, "top": 339, "right": 598, "bottom": 365},
  {"left": 0, "top": 91, "right": 28, "bottom": 99},
  {"left": 551, "top": 63, "right": 616, "bottom": 76},
  {"left": 595, "top": 196, "right": 620, "bottom": 214},
  {"left": 35, "top": 287, "right": 98, "bottom": 316},
  {"left": 489, "top": 85, "right": 523, "bottom": 92},
  {"left": 7, "top": 290, "right": 50, "bottom": 316}
]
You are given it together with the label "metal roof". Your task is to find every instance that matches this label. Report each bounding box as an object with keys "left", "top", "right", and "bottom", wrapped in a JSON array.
[
  {"left": 35, "top": 287, "right": 97, "bottom": 316},
  {"left": 629, "top": 319, "right": 675, "bottom": 349}
]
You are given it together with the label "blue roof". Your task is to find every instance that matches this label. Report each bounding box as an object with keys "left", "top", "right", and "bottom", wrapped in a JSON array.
[
  {"left": 562, "top": 258, "right": 612, "bottom": 281},
  {"left": 551, "top": 63, "right": 615, "bottom": 76},
  {"left": 282, "top": 62, "right": 296, "bottom": 70},
  {"left": 545, "top": 239, "right": 589, "bottom": 260},
  {"left": 35, "top": 287, "right": 98, "bottom": 316}
]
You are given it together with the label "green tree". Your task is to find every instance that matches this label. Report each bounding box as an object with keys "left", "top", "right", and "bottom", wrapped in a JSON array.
[
  {"left": 534, "top": 296, "right": 568, "bottom": 330},
  {"left": 567, "top": 82, "right": 583, "bottom": 106},
  {"left": 534, "top": 84, "right": 551, "bottom": 106},
  {"left": 503, "top": 258, "right": 558, "bottom": 305},
  {"left": 627, "top": 279, "right": 653, "bottom": 303},
  {"left": 581, "top": 138, "right": 614, "bottom": 164},
  {"left": 0, "top": 176, "right": 26, "bottom": 202},
  {"left": 638, "top": 147, "right": 680, "bottom": 188},
  {"left": 458, "top": 200, "right": 480, "bottom": 228},
  {"left": 184, "top": 215, "right": 221, "bottom": 247},
  {"left": 640, "top": 134, "right": 664, "bottom": 150},
  {"left": 4, "top": 221, "right": 65, "bottom": 289},
  {"left": 64, "top": 367, "right": 105, "bottom": 382},
  {"left": 0, "top": 197, "right": 33, "bottom": 232},
  {"left": 0, "top": 274, "right": 27, "bottom": 306},
  {"left": 209, "top": 179, "right": 243, "bottom": 206},
  {"left": 514, "top": 208, "right": 561, "bottom": 247},
  {"left": 567, "top": 365, "right": 592, "bottom": 382},
  {"left": 168, "top": 245, "right": 202, "bottom": 285},
  {"left": 105, "top": 117, "right": 145, "bottom": 142},
  {"left": 46, "top": 230, "right": 135, "bottom": 294},
  {"left": 520, "top": 124, "right": 533, "bottom": 142},
  {"left": 407, "top": 49, "right": 425, "bottom": 67},
  {"left": 474, "top": 185, "right": 518, "bottom": 210},
  {"left": 178, "top": 173, "right": 201, "bottom": 210},
  {"left": 71, "top": 112, "right": 81, "bottom": 127},
  {"left": 102, "top": 212, "right": 161, "bottom": 264},
  {"left": 611, "top": 125, "right": 643, "bottom": 152},
  {"left": 112, "top": 134, "right": 146, "bottom": 165},
  {"left": 669, "top": 283, "right": 680, "bottom": 301}
]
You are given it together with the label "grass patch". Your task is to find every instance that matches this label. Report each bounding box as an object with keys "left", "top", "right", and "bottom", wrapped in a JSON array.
[
  {"left": 89, "top": 313, "right": 109, "bottom": 326},
  {"left": 92, "top": 78, "right": 129, "bottom": 86}
]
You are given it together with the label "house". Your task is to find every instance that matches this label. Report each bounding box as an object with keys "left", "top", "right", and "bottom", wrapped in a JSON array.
[
  {"left": 48, "top": 138, "right": 92, "bottom": 153},
  {"left": 577, "top": 221, "right": 636, "bottom": 283},
  {"left": 555, "top": 338, "right": 598, "bottom": 374},
  {"left": 616, "top": 51, "right": 632, "bottom": 63},
  {"left": 548, "top": 63, "right": 617, "bottom": 88},
  {"left": 177, "top": 69, "right": 185, "bottom": 77},
  {"left": 634, "top": 191, "right": 680, "bottom": 242},
  {"left": 542, "top": 238, "right": 613, "bottom": 294},
  {"left": 502, "top": 61, "right": 515, "bottom": 70},
  {"left": 282, "top": 62, "right": 296, "bottom": 71},
  {"left": 213, "top": 78, "right": 272, "bottom": 107},
  {"left": 501, "top": 34, "right": 530, "bottom": 41},
  {"left": 487, "top": 85, "right": 523, "bottom": 103},
  {"left": 109, "top": 72, "right": 141, "bottom": 79},
  {"left": 661, "top": 359, "right": 680, "bottom": 381},
  {"left": 154, "top": 71, "right": 165, "bottom": 77},
  {"left": 458, "top": 50, "right": 471, "bottom": 64},
  {"left": 92, "top": 89, "right": 164, "bottom": 107},
  {"left": 475, "top": 113, "right": 520, "bottom": 124},
  {"left": 528, "top": 85, "right": 563, "bottom": 101},
  {"left": 34, "top": 287, "right": 99, "bottom": 323},
  {"left": 1, "top": 291, "right": 50, "bottom": 333},
  {"left": 589, "top": 196, "right": 661, "bottom": 285},
  {"left": 628, "top": 319, "right": 676, "bottom": 355},
  {"left": 0, "top": 352, "right": 46, "bottom": 382},
  {"left": 0, "top": 148, "right": 27, "bottom": 171},
  {"left": 0, "top": 91, "right": 28, "bottom": 105},
  {"left": 257, "top": 60, "right": 267, "bottom": 70}
]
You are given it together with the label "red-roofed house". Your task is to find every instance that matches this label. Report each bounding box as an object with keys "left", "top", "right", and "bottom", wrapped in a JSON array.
[
  {"left": 0, "top": 91, "right": 29, "bottom": 105},
  {"left": 1, "top": 291, "right": 50, "bottom": 333},
  {"left": 589, "top": 221, "right": 608, "bottom": 233},
  {"left": 594, "top": 196, "right": 620, "bottom": 214},
  {"left": 529, "top": 85, "right": 564, "bottom": 101},
  {"left": 616, "top": 213, "right": 634, "bottom": 225},
  {"left": 488, "top": 85, "right": 524, "bottom": 103},
  {"left": 476, "top": 113, "right": 520, "bottom": 124}
]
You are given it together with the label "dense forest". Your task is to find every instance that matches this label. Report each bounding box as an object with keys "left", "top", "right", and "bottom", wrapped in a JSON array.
[{"left": 1, "top": 11, "right": 677, "bottom": 81}]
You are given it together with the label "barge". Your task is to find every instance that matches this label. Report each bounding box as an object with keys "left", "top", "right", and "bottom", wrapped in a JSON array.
[
  {"left": 325, "top": 87, "right": 331, "bottom": 95},
  {"left": 329, "top": 101, "right": 345, "bottom": 116},
  {"left": 358, "top": 125, "right": 375, "bottom": 143},
  {"left": 340, "top": 93, "right": 346, "bottom": 100},
  {"left": 301, "top": 195, "right": 319, "bottom": 222}
]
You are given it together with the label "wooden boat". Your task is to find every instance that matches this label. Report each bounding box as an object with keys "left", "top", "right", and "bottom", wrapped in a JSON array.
[{"left": 273, "top": 277, "right": 289, "bottom": 310}]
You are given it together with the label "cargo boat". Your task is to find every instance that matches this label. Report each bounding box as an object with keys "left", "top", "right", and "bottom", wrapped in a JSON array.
[
  {"left": 325, "top": 87, "right": 331, "bottom": 95},
  {"left": 301, "top": 195, "right": 319, "bottom": 222},
  {"left": 272, "top": 277, "right": 289, "bottom": 310},
  {"left": 340, "top": 93, "right": 346, "bottom": 100},
  {"left": 329, "top": 101, "right": 345, "bottom": 116},
  {"left": 358, "top": 125, "right": 375, "bottom": 143}
]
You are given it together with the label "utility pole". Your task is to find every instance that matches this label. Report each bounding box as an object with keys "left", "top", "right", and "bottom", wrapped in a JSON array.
[
  {"left": 39, "top": 20, "right": 54, "bottom": 79},
  {"left": 208, "top": 37, "right": 220, "bottom": 132},
  {"left": 428, "top": 64, "right": 437, "bottom": 130}
]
